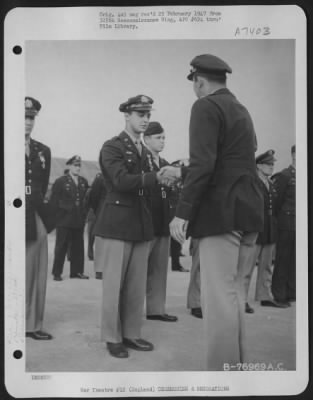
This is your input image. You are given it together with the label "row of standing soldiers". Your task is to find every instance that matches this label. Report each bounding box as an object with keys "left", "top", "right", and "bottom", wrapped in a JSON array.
[{"left": 25, "top": 52, "right": 296, "bottom": 369}]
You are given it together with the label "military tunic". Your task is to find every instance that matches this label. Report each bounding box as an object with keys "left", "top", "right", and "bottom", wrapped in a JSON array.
[
  {"left": 50, "top": 173, "right": 88, "bottom": 277},
  {"left": 93, "top": 131, "right": 158, "bottom": 343},
  {"left": 25, "top": 138, "right": 52, "bottom": 332},
  {"left": 271, "top": 165, "right": 296, "bottom": 302},
  {"left": 86, "top": 172, "right": 107, "bottom": 263},
  {"left": 175, "top": 88, "right": 263, "bottom": 370}
]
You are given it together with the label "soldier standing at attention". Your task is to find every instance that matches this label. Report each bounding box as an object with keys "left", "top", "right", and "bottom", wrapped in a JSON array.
[
  {"left": 87, "top": 172, "right": 107, "bottom": 278},
  {"left": 170, "top": 54, "right": 264, "bottom": 370},
  {"left": 93, "top": 95, "right": 172, "bottom": 358},
  {"left": 25, "top": 96, "right": 53, "bottom": 340},
  {"left": 50, "top": 155, "right": 89, "bottom": 281},
  {"left": 143, "top": 121, "right": 178, "bottom": 322},
  {"left": 271, "top": 145, "right": 296, "bottom": 305},
  {"left": 241, "top": 150, "right": 288, "bottom": 313}
]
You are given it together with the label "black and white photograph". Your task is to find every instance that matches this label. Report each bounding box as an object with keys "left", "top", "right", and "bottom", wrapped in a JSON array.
[{"left": 4, "top": 5, "right": 308, "bottom": 398}]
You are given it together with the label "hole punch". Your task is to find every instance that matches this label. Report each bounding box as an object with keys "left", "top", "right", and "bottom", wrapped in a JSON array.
[
  {"left": 12, "top": 45, "right": 22, "bottom": 55},
  {"left": 13, "top": 198, "right": 22, "bottom": 208},
  {"left": 13, "top": 350, "right": 23, "bottom": 359}
]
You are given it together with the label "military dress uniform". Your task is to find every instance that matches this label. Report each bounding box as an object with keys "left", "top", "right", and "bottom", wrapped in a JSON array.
[
  {"left": 271, "top": 147, "right": 296, "bottom": 304},
  {"left": 143, "top": 122, "right": 178, "bottom": 322},
  {"left": 93, "top": 95, "right": 159, "bottom": 356},
  {"left": 25, "top": 96, "right": 53, "bottom": 339},
  {"left": 174, "top": 55, "right": 264, "bottom": 370},
  {"left": 50, "top": 156, "right": 89, "bottom": 280},
  {"left": 241, "top": 150, "right": 280, "bottom": 309}
]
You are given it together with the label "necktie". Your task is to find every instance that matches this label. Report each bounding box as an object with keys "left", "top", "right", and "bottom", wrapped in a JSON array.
[
  {"left": 135, "top": 140, "right": 142, "bottom": 155},
  {"left": 25, "top": 141, "right": 30, "bottom": 157}
]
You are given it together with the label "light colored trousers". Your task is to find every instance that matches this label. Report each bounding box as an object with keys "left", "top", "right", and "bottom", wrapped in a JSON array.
[
  {"left": 199, "top": 231, "right": 257, "bottom": 371},
  {"left": 95, "top": 237, "right": 151, "bottom": 343},
  {"left": 146, "top": 236, "right": 170, "bottom": 316},
  {"left": 187, "top": 239, "right": 201, "bottom": 309},
  {"left": 242, "top": 243, "right": 275, "bottom": 302},
  {"left": 26, "top": 213, "right": 48, "bottom": 332}
]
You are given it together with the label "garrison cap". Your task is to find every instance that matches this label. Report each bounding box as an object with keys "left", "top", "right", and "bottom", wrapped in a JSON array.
[
  {"left": 187, "top": 54, "right": 232, "bottom": 81},
  {"left": 144, "top": 121, "right": 164, "bottom": 136},
  {"left": 256, "top": 149, "right": 277, "bottom": 165},
  {"left": 119, "top": 95, "right": 154, "bottom": 113},
  {"left": 25, "top": 96, "right": 42, "bottom": 117},
  {"left": 66, "top": 155, "right": 81, "bottom": 166},
  {"left": 291, "top": 145, "right": 296, "bottom": 154}
]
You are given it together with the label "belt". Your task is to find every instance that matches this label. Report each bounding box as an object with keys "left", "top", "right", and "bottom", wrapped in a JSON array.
[{"left": 25, "top": 186, "right": 31, "bottom": 195}]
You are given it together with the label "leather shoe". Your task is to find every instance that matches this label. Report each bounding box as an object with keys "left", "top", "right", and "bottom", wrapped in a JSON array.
[
  {"left": 95, "top": 272, "right": 103, "bottom": 280},
  {"left": 245, "top": 303, "right": 254, "bottom": 314},
  {"left": 172, "top": 265, "right": 189, "bottom": 272},
  {"left": 106, "top": 342, "right": 128, "bottom": 358},
  {"left": 70, "top": 273, "right": 89, "bottom": 279},
  {"left": 191, "top": 307, "right": 203, "bottom": 318},
  {"left": 26, "top": 331, "right": 53, "bottom": 340},
  {"left": 123, "top": 338, "right": 154, "bottom": 351},
  {"left": 53, "top": 275, "right": 62, "bottom": 281},
  {"left": 147, "top": 314, "right": 178, "bottom": 322},
  {"left": 261, "top": 300, "right": 289, "bottom": 308}
]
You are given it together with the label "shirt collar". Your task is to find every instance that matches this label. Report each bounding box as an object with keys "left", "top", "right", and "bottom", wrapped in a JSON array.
[{"left": 124, "top": 129, "right": 141, "bottom": 145}]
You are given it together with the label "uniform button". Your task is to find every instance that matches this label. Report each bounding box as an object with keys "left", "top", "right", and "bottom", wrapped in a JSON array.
[
  {"left": 28, "top": 170, "right": 32, "bottom": 174},
  {"left": 128, "top": 159, "right": 131, "bottom": 162},
  {"left": 29, "top": 179, "right": 32, "bottom": 183},
  {"left": 115, "top": 200, "right": 120, "bottom": 204}
]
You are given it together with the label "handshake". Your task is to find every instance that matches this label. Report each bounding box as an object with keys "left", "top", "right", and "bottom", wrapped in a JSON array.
[{"left": 156, "top": 166, "right": 182, "bottom": 186}]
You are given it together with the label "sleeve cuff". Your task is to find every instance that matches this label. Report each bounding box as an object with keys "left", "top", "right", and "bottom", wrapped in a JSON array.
[{"left": 175, "top": 199, "right": 192, "bottom": 221}]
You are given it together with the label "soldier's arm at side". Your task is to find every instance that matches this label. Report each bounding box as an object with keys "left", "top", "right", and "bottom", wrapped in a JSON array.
[
  {"left": 272, "top": 172, "right": 289, "bottom": 212},
  {"left": 100, "top": 141, "right": 158, "bottom": 192},
  {"left": 42, "top": 146, "right": 51, "bottom": 198},
  {"left": 175, "top": 99, "right": 220, "bottom": 221}
]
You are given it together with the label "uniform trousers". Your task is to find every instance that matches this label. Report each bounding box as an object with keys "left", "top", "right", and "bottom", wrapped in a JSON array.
[
  {"left": 95, "top": 237, "right": 151, "bottom": 343},
  {"left": 272, "top": 230, "right": 296, "bottom": 302},
  {"left": 52, "top": 226, "right": 85, "bottom": 277},
  {"left": 242, "top": 243, "right": 275, "bottom": 302},
  {"left": 26, "top": 213, "right": 48, "bottom": 332},
  {"left": 199, "top": 231, "right": 257, "bottom": 371},
  {"left": 146, "top": 236, "right": 170, "bottom": 316},
  {"left": 187, "top": 239, "right": 201, "bottom": 309}
]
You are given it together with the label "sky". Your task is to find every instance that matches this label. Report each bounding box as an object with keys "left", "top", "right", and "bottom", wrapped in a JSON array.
[{"left": 26, "top": 39, "right": 295, "bottom": 172}]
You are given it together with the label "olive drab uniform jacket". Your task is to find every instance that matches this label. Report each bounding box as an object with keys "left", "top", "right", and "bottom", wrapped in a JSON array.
[
  {"left": 176, "top": 88, "right": 264, "bottom": 237},
  {"left": 256, "top": 177, "right": 278, "bottom": 245},
  {"left": 25, "top": 138, "right": 53, "bottom": 242},
  {"left": 272, "top": 166, "right": 295, "bottom": 231},
  {"left": 93, "top": 131, "right": 158, "bottom": 242},
  {"left": 146, "top": 156, "right": 175, "bottom": 237},
  {"left": 49, "top": 174, "right": 89, "bottom": 228}
]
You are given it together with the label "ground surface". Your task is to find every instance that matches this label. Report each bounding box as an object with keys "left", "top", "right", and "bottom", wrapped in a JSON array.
[{"left": 26, "top": 233, "right": 296, "bottom": 372}]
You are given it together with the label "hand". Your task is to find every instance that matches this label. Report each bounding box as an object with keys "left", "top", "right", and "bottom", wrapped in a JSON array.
[
  {"left": 170, "top": 217, "right": 188, "bottom": 244},
  {"left": 157, "top": 166, "right": 181, "bottom": 186}
]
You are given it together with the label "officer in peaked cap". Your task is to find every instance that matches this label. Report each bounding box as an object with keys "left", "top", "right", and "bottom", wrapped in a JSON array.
[
  {"left": 142, "top": 121, "right": 178, "bottom": 323},
  {"left": 25, "top": 96, "right": 54, "bottom": 341},
  {"left": 187, "top": 54, "right": 232, "bottom": 81},
  {"left": 170, "top": 53, "right": 263, "bottom": 370},
  {"left": 241, "top": 149, "right": 287, "bottom": 313},
  {"left": 271, "top": 145, "right": 296, "bottom": 305},
  {"left": 93, "top": 94, "right": 177, "bottom": 359},
  {"left": 50, "top": 154, "right": 89, "bottom": 281}
]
